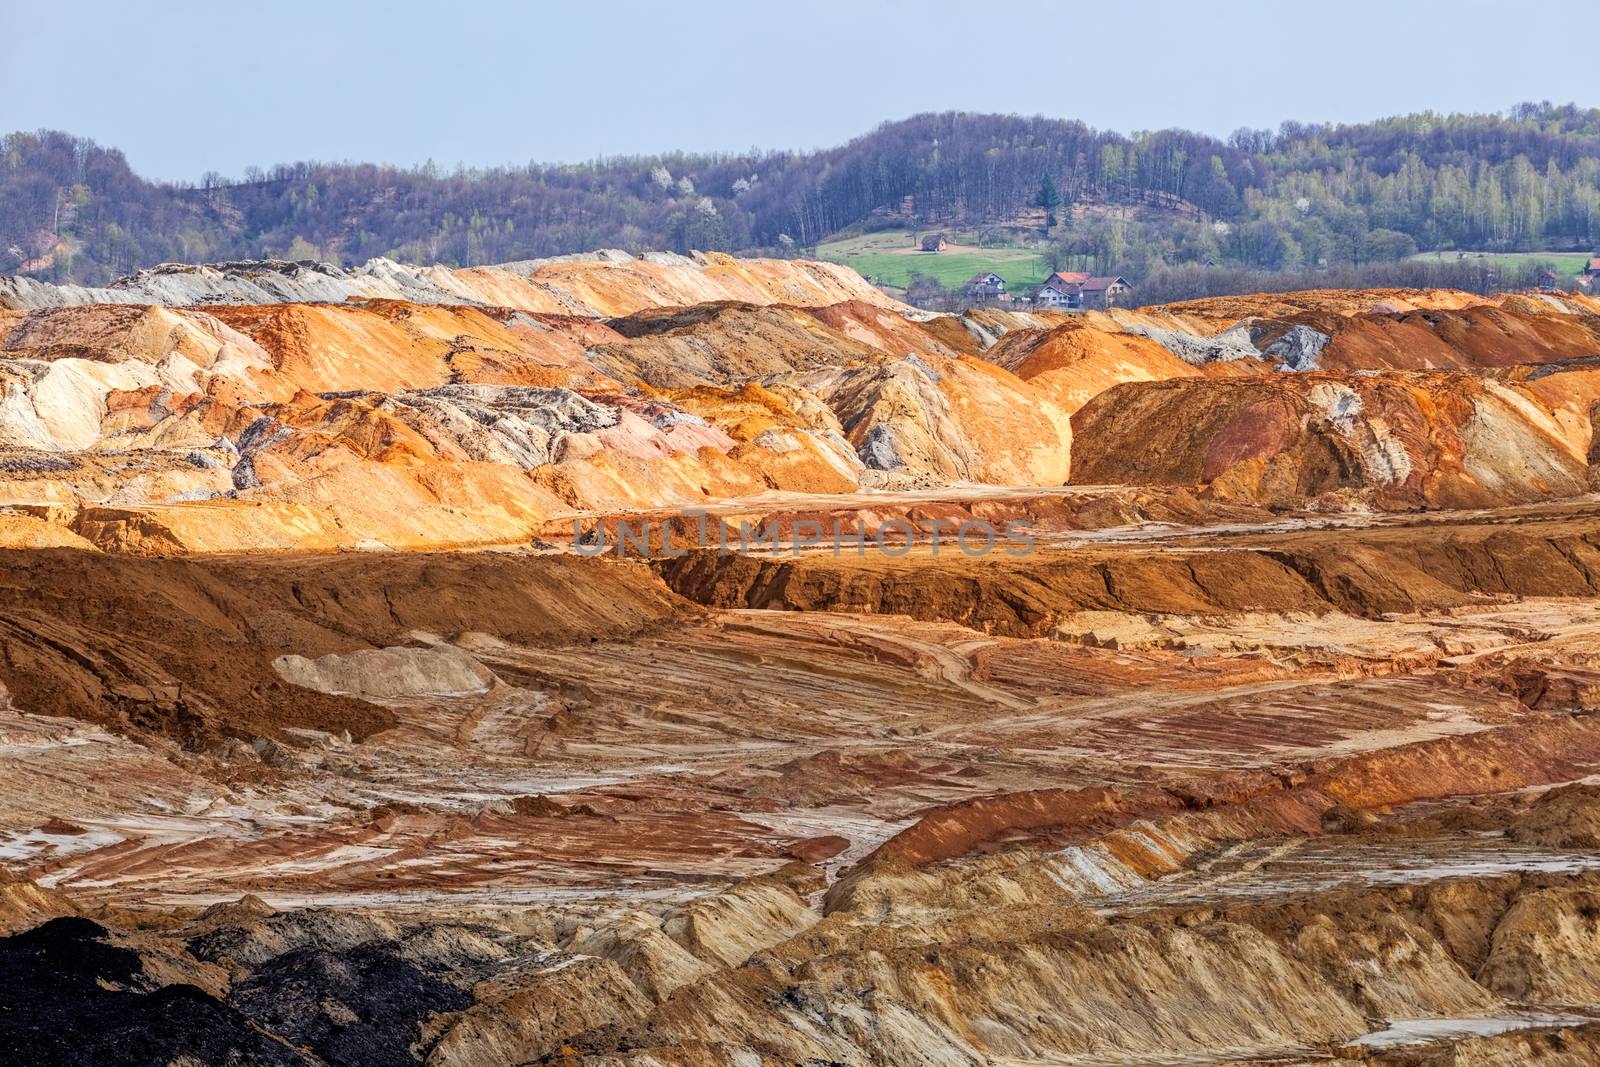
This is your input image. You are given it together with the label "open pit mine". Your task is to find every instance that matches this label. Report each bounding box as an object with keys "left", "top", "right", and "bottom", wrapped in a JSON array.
[{"left": 8, "top": 250, "right": 1600, "bottom": 1065}]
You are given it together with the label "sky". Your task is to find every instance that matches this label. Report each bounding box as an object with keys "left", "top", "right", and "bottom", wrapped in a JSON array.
[{"left": 4, "top": 0, "right": 1594, "bottom": 182}]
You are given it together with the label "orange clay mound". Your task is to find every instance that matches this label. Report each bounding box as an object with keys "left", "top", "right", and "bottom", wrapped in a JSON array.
[
  {"left": 1069, "top": 367, "right": 1600, "bottom": 508},
  {"left": 5, "top": 258, "right": 1600, "bottom": 551}
]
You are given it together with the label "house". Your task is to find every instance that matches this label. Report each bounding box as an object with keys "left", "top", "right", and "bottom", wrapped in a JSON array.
[
  {"left": 963, "top": 271, "right": 1006, "bottom": 299},
  {"left": 1584, "top": 257, "right": 1600, "bottom": 277},
  {"left": 1032, "top": 271, "right": 1091, "bottom": 308},
  {"left": 1033, "top": 279, "right": 1076, "bottom": 308},
  {"left": 920, "top": 233, "right": 947, "bottom": 253},
  {"left": 1077, "top": 275, "right": 1134, "bottom": 309},
  {"left": 1031, "top": 271, "right": 1134, "bottom": 310}
]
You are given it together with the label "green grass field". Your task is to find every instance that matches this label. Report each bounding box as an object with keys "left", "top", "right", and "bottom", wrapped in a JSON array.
[
  {"left": 817, "top": 230, "right": 1050, "bottom": 291},
  {"left": 1406, "top": 250, "right": 1593, "bottom": 277}
]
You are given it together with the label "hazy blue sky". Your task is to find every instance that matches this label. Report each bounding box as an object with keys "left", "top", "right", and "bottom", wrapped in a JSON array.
[{"left": 6, "top": 0, "right": 1593, "bottom": 180}]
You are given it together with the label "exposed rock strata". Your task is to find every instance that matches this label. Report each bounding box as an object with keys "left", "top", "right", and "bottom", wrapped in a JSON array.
[{"left": 5, "top": 258, "right": 1600, "bottom": 1062}]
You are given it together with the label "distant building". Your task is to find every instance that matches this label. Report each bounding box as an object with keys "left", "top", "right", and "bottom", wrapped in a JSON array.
[
  {"left": 1033, "top": 279, "right": 1075, "bottom": 308},
  {"left": 1078, "top": 275, "right": 1134, "bottom": 309},
  {"left": 1032, "top": 271, "right": 1089, "bottom": 308},
  {"left": 1584, "top": 256, "right": 1600, "bottom": 277},
  {"left": 962, "top": 271, "right": 1006, "bottom": 299},
  {"left": 1030, "top": 271, "right": 1133, "bottom": 310},
  {"left": 920, "top": 233, "right": 947, "bottom": 253}
]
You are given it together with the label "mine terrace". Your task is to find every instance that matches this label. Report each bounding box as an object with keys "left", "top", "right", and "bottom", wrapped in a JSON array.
[{"left": 5, "top": 253, "right": 1600, "bottom": 1063}]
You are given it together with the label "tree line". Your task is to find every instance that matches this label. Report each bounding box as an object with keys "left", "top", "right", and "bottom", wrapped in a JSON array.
[{"left": 4, "top": 102, "right": 1600, "bottom": 288}]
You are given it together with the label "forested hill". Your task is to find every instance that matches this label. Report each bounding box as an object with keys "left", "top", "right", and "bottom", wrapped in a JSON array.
[{"left": 5, "top": 102, "right": 1600, "bottom": 286}]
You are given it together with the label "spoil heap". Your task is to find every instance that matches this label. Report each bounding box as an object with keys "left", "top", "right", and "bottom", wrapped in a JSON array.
[
  {"left": 5, "top": 254, "right": 1600, "bottom": 1063},
  {"left": 6, "top": 257, "right": 1600, "bottom": 550}
]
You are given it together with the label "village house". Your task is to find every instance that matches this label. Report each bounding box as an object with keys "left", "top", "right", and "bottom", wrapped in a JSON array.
[
  {"left": 1033, "top": 280, "right": 1074, "bottom": 307},
  {"left": 962, "top": 271, "right": 1006, "bottom": 299},
  {"left": 1032, "top": 270, "right": 1088, "bottom": 308},
  {"left": 1078, "top": 275, "right": 1134, "bottom": 309},
  {"left": 1031, "top": 271, "right": 1134, "bottom": 310},
  {"left": 919, "top": 233, "right": 947, "bottom": 253},
  {"left": 1584, "top": 256, "right": 1600, "bottom": 277}
]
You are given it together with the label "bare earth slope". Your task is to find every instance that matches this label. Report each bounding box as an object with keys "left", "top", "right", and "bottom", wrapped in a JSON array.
[{"left": 7, "top": 256, "right": 1600, "bottom": 1064}]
